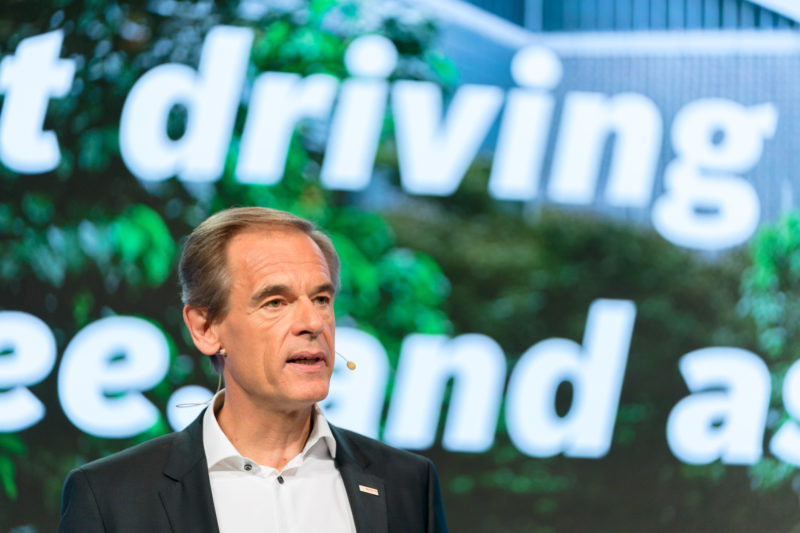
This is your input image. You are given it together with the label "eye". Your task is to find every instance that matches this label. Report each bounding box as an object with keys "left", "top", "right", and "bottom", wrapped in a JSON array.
[
  {"left": 314, "top": 295, "right": 331, "bottom": 306},
  {"left": 263, "top": 299, "right": 284, "bottom": 309}
]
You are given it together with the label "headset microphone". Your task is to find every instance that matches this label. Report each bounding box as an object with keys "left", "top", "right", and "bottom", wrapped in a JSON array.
[{"left": 336, "top": 351, "right": 357, "bottom": 371}]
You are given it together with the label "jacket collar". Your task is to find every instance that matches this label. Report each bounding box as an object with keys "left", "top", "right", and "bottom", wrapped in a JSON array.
[
  {"left": 160, "top": 412, "right": 221, "bottom": 533},
  {"left": 159, "top": 412, "right": 389, "bottom": 533},
  {"left": 330, "top": 424, "right": 388, "bottom": 533}
]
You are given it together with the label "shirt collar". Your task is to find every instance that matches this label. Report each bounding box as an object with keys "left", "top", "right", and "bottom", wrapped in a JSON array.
[
  {"left": 202, "top": 389, "right": 337, "bottom": 471},
  {"left": 307, "top": 402, "right": 338, "bottom": 459}
]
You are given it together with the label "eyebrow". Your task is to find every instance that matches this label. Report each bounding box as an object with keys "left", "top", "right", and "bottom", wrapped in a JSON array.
[
  {"left": 312, "top": 282, "right": 336, "bottom": 297},
  {"left": 249, "top": 284, "right": 290, "bottom": 306},
  {"left": 249, "top": 282, "right": 336, "bottom": 306}
]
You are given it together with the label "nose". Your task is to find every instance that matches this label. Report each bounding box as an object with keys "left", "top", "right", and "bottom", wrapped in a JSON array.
[{"left": 292, "top": 296, "right": 325, "bottom": 338}]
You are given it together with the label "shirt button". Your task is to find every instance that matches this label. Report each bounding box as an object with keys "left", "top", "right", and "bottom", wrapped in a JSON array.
[
  {"left": 277, "top": 475, "right": 284, "bottom": 484},
  {"left": 244, "top": 463, "right": 253, "bottom": 471}
]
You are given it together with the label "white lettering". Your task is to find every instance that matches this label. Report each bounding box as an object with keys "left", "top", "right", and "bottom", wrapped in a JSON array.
[
  {"left": 652, "top": 99, "right": 776, "bottom": 250},
  {"left": 120, "top": 26, "right": 253, "bottom": 182},
  {"left": 0, "top": 28, "right": 784, "bottom": 255},
  {"left": 505, "top": 299, "right": 636, "bottom": 458},
  {"left": 384, "top": 333, "right": 506, "bottom": 451},
  {"left": 488, "top": 45, "right": 560, "bottom": 201},
  {"left": 57, "top": 316, "right": 170, "bottom": 438},
  {"left": 393, "top": 81, "right": 503, "bottom": 195},
  {"left": 237, "top": 72, "right": 337, "bottom": 185},
  {"left": 0, "top": 311, "right": 57, "bottom": 431},
  {"left": 769, "top": 358, "right": 800, "bottom": 465},
  {"left": 321, "top": 35, "right": 397, "bottom": 190},
  {"left": 666, "top": 347, "right": 770, "bottom": 464},
  {"left": 548, "top": 92, "right": 662, "bottom": 207},
  {"left": 0, "top": 31, "right": 74, "bottom": 173}
]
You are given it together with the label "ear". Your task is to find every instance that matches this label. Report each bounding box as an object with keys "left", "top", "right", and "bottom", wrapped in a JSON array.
[{"left": 183, "top": 304, "right": 221, "bottom": 356}]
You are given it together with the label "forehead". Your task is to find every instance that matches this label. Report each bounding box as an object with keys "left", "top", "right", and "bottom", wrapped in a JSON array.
[{"left": 226, "top": 227, "right": 331, "bottom": 283}]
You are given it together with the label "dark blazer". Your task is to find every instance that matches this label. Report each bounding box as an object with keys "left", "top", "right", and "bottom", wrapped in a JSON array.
[{"left": 57, "top": 412, "right": 448, "bottom": 532}]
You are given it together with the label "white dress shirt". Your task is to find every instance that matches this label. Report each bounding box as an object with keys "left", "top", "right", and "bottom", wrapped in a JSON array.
[{"left": 202, "top": 391, "right": 356, "bottom": 533}]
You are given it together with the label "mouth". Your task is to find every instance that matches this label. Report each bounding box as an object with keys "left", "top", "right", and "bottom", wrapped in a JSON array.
[{"left": 286, "top": 352, "right": 326, "bottom": 368}]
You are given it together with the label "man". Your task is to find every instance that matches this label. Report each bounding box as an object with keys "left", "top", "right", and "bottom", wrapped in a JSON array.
[{"left": 58, "top": 207, "right": 448, "bottom": 532}]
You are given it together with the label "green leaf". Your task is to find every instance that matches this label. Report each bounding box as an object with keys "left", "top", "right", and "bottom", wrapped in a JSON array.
[
  {"left": 0, "top": 454, "right": 18, "bottom": 501},
  {"left": 0, "top": 434, "right": 26, "bottom": 456}
]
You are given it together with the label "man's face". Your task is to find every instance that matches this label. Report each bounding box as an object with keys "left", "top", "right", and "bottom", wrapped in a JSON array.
[{"left": 212, "top": 228, "right": 336, "bottom": 412}]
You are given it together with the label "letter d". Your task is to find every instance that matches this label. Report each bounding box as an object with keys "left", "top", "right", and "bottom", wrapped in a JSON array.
[
  {"left": 119, "top": 26, "right": 252, "bottom": 182},
  {"left": 506, "top": 299, "right": 636, "bottom": 458}
]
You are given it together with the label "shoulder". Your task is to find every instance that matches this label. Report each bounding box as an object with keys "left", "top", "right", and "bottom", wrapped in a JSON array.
[
  {"left": 59, "top": 431, "right": 186, "bottom": 532},
  {"left": 59, "top": 416, "right": 211, "bottom": 532},
  {"left": 69, "top": 430, "right": 181, "bottom": 486},
  {"left": 331, "top": 425, "right": 435, "bottom": 473},
  {"left": 73, "top": 411, "right": 205, "bottom": 483}
]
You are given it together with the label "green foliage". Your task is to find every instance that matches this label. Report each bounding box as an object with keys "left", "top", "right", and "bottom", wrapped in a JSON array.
[
  {"left": 748, "top": 457, "right": 797, "bottom": 490},
  {"left": 0, "top": 435, "right": 26, "bottom": 501},
  {"left": 0, "top": 456, "right": 17, "bottom": 501},
  {"left": 740, "top": 211, "right": 800, "bottom": 360},
  {"left": 1, "top": 1, "right": 450, "bottom": 531},
  {"left": 109, "top": 205, "right": 176, "bottom": 286},
  {"left": 737, "top": 212, "right": 800, "bottom": 493}
]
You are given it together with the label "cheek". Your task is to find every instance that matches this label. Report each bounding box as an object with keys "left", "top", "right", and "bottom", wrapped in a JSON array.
[
  {"left": 326, "top": 319, "right": 336, "bottom": 343},
  {"left": 224, "top": 318, "right": 277, "bottom": 357}
]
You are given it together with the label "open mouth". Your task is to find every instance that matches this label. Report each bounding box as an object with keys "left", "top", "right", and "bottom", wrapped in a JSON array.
[{"left": 287, "top": 353, "right": 324, "bottom": 366}]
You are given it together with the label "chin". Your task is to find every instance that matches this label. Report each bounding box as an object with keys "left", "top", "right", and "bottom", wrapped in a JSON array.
[{"left": 293, "top": 384, "right": 330, "bottom": 404}]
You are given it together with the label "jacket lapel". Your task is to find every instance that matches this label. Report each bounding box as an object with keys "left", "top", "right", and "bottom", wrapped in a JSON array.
[
  {"left": 331, "top": 426, "right": 388, "bottom": 533},
  {"left": 159, "top": 413, "right": 221, "bottom": 533},
  {"left": 154, "top": 414, "right": 388, "bottom": 532}
]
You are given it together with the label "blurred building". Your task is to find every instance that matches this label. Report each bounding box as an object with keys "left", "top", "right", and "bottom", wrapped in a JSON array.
[
  {"left": 460, "top": 0, "right": 799, "bottom": 32},
  {"left": 409, "top": 0, "right": 800, "bottom": 248}
]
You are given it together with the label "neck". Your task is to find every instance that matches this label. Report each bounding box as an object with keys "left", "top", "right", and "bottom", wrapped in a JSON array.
[{"left": 215, "top": 388, "right": 314, "bottom": 471}]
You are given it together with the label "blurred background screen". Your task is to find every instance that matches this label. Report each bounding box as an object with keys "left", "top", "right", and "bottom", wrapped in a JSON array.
[{"left": 3, "top": 0, "right": 800, "bottom": 531}]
